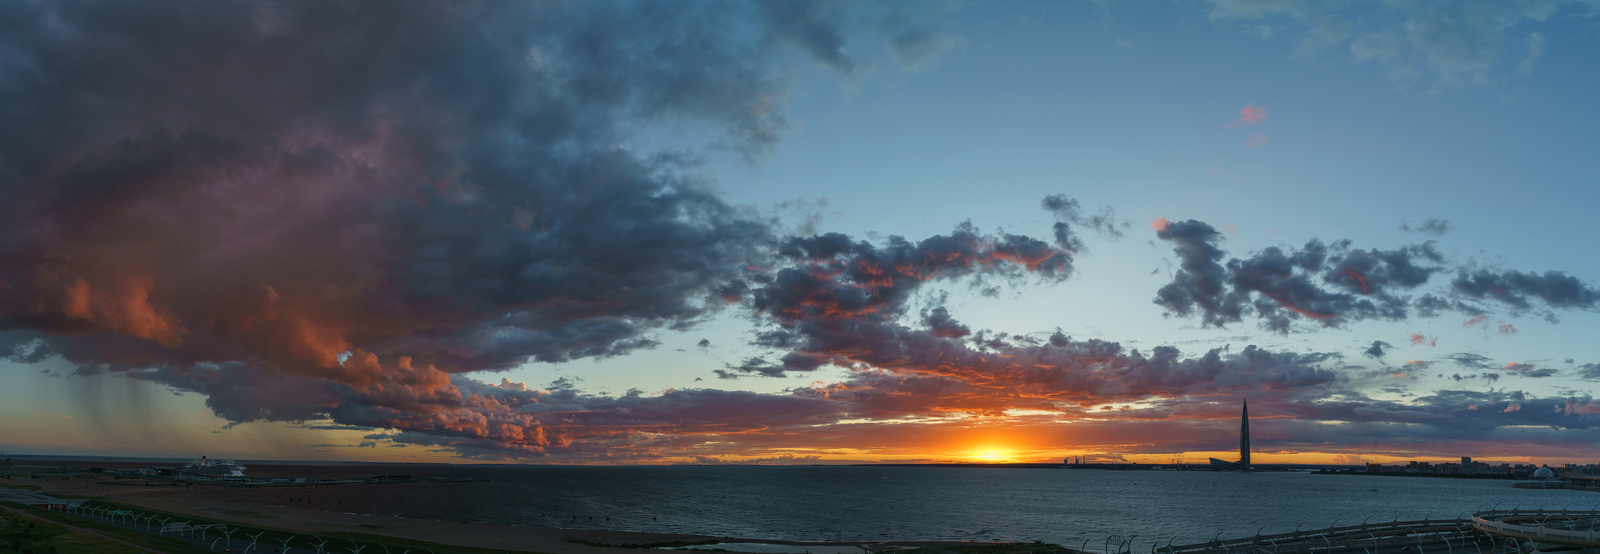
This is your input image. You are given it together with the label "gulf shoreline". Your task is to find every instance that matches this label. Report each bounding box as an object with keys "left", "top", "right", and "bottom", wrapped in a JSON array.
[{"left": 6, "top": 473, "right": 1039, "bottom": 554}]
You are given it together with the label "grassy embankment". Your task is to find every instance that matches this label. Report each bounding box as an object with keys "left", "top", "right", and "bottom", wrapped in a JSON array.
[
  {"left": 64, "top": 499, "right": 558, "bottom": 554},
  {"left": 2, "top": 501, "right": 192, "bottom": 553}
]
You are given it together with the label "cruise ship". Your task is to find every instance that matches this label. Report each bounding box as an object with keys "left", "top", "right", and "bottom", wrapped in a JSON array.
[{"left": 178, "top": 456, "right": 246, "bottom": 478}]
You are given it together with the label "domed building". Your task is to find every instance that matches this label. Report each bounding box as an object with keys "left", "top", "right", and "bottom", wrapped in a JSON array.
[{"left": 1534, "top": 466, "right": 1556, "bottom": 479}]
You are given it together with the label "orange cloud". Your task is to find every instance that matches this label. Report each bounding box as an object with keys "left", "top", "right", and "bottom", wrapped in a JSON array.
[
  {"left": 1408, "top": 333, "right": 1437, "bottom": 347},
  {"left": 29, "top": 267, "right": 188, "bottom": 348},
  {"left": 1151, "top": 218, "right": 1171, "bottom": 232}
]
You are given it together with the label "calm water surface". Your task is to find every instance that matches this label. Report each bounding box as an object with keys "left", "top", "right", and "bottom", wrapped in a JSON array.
[{"left": 397, "top": 467, "right": 1597, "bottom": 552}]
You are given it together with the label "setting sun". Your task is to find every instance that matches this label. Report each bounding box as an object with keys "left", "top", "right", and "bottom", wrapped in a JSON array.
[{"left": 965, "top": 449, "right": 1018, "bottom": 462}]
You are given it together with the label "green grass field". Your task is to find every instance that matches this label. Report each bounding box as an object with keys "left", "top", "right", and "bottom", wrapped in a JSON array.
[{"left": 2, "top": 505, "right": 180, "bottom": 554}]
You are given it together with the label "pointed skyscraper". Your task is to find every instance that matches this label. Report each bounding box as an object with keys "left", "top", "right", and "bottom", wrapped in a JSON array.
[
  {"left": 1207, "top": 400, "right": 1254, "bottom": 470},
  {"left": 1239, "top": 399, "right": 1250, "bottom": 469}
]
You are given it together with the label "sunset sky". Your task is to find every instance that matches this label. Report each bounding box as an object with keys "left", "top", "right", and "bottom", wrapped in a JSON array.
[{"left": 4, "top": 0, "right": 1600, "bottom": 466}]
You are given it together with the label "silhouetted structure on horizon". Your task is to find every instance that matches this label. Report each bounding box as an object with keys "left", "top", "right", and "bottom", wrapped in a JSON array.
[{"left": 1209, "top": 400, "right": 1251, "bottom": 471}]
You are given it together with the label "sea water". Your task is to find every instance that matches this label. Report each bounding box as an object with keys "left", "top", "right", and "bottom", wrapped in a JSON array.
[{"left": 362, "top": 466, "right": 1596, "bottom": 552}]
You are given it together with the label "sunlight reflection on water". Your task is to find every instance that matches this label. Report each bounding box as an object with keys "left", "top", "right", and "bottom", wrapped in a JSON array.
[{"left": 393, "top": 466, "right": 1595, "bottom": 553}]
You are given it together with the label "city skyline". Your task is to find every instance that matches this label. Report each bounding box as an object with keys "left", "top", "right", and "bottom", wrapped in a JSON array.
[{"left": 3, "top": 1, "right": 1600, "bottom": 465}]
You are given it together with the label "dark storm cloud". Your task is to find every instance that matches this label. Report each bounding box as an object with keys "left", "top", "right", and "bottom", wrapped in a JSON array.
[
  {"left": 1399, "top": 218, "right": 1453, "bottom": 236},
  {"left": 1363, "top": 340, "right": 1393, "bottom": 359},
  {"left": 0, "top": 0, "right": 958, "bottom": 456}
]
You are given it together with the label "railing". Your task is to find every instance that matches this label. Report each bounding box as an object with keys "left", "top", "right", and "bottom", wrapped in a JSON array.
[
  {"left": 1162, "top": 519, "right": 1492, "bottom": 554},
  {"left": 1471, "top": 509, "right": 1600, "bottom": 547}
]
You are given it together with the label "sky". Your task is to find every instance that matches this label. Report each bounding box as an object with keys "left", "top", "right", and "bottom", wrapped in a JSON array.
[{"left": 3, "top": 0, "right": 1600, "bottom": 466}]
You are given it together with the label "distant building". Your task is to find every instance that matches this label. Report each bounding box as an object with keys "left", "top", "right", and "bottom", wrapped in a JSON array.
[
  {"left": 368, "top": 474, "right": 414, "bottom": 482},
  {"left": 1208, "top": 400, "right": 1251, "bottom": 470}
]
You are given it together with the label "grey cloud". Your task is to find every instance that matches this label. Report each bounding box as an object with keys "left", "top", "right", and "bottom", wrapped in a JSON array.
[
  {"left": 1446, "top": 353, "right": 1497, "bottom": 370},
  {"left": 1151, "top": 219, "right": 1599, "bottom": 332},
  {"left": 1577, "top": 364, "right": 1600, "bottom": 381},
  {"left": 1042, "top": 194, "right": 1126, "bottom": 242},
  {"left": 1502, "top": 363, "right": 1558, "bottom": 378},
  {"left": 756, "top": 0, "right": 872, "bottom": 78},
  {"left": 1152, "top": 220, "right": 1445, "bottom": 333},
  {"left": 0, "top": 0, "right": 965, "bottom": 457},
  {"left": 1519, "top": 32, "right": 1547, "bottom": 77},
  {"left": 1451, "top": 268, "right": 1600, "bottom": 320},
  {"left": 1201, "top": 1, "right": 1593, "bottom": 92},
  {"left": 1363, "top": 340, "right": 1392, "bottom": 359},
  {"left": 1153, "top": 220, "right": 1243, "bottom": 328},
  {"left": 921, "top": 306, "right": 971, "bottom": 339},
  {"left": 887, "top": 29, "right": 966, "bottom": 70},
  {"left": 1399, "top": 218, "right": 1453, "bottom": 236},
  {"left": 720, "top": 352, "right": 825, "bottom": 378}
]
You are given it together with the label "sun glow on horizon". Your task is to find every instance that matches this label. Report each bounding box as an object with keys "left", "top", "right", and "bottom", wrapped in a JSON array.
[{"left": 962, "top": 448, "right": 1020, "bottom": 462}]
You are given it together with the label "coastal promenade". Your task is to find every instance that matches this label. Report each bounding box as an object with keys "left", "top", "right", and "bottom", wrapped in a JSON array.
[{"left": 1471, "top": 508, "right": 1600, "bottom": 548}]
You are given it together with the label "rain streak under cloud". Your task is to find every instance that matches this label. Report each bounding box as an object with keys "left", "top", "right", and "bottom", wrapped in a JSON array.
[{"left": 3, "top": 0, "right": 1600, "bottom": 464}]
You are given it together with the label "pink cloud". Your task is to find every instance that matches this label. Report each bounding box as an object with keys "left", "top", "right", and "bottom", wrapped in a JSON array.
[
  {"left": 1565, "top": 401, "right": 1600, "bottom": 415},
  {"left": 1230, "top": 105, "right": 1268, "bottom": 128},
  {"left": 1242, "top": 133, "right": 1269, "bottom": 147},
  {"left": 1502, "top": 403, "right": 1521, "bottom": 413}
]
